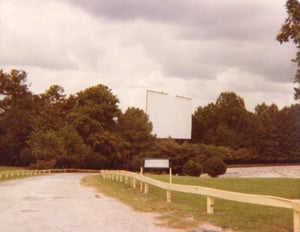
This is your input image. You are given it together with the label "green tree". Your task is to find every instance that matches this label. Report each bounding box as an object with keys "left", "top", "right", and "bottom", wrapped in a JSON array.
[
  {"left": 31, "top": 85, "right": 67, "bottom": 132},
  {"left": 192, "top": 92, "right": 251, "bottom": 150},
  {"left": 117, "top": 107, "right": 154, "bottom": 169},
  {"left": 27, "top": 129, "right": 65, "bottom": 168},
  {"left": 252, "top": 103, "right": 283, "bottom": 161},
  {"left": 65, "top": 84, "right": 120, "bottom": 147},
  {"left": 0, "top": 70, "right": 34, "bottom": 165},
  {"left": 86, "top": 152, "right": 107, "bottom": 170},
  {"left": 277, "top": 0, "right": 300, "bottom": 99},
  {"left": 277, "top": 104, "right": 300, "bottom": 161},
  {"left": 65, "top": 108, "right": 103, "bottom": 143},
  {"left": 87, "top": 131, "right": 127, "bottom": 169},
  {"left": 203, "top": 156, "right": 226, "bottom": 177},
  {"left": 215, "top": 92, "right": 247, "bottom": 128},
  {"left": 182, "top": 159, "right": 202, "bottom": 176},
  {"left": 26, "top": 85, "right": 70, "bottom": 167},
  {"left": 0, "top": 69, "right": 28, "bottom": 98},
  {"left": 28, "top": 125, "right": 91, "bottom": 169},
  {"left": 192, "top": 103, "right": 218, "bottom": 143},
  {"left": 75, "top": 84, "right": 120, "bottom": 131},
  {"left": 57, "top": 125, "right": 90, "bottom": 168}
]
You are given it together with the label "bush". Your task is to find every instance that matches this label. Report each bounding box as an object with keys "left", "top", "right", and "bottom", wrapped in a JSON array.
[
  {"left": 29, "top": 159, "right": 57, "bottom": 169},
  {"left": 86, "top": 152, "right": 107, "bottom": 169},
  {"left": 182, "top": 160, "right": 202, "bottom": 176},
  {"left": 203, "top": 156, "right": 226, "bottom": 177}
]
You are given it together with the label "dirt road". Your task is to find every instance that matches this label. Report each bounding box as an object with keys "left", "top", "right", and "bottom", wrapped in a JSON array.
[{"left": 0, "top": 174, "right": 182, "bottom": 232}]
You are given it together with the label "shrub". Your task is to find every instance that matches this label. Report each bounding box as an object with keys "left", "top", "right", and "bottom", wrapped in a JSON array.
[
  {"left": 203, "top": 156, "right": 226, "bottom": 177},
  {"left": 182, "top": 160, "right": 202, "bottom": 176},
  {"left": 86, "top": 152, "right": 107, "bottom": 169},
  {"left": 29, "top": 159, "right": 57, "bottom": 169}
]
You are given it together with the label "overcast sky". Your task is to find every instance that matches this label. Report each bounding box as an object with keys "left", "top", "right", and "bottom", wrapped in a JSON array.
[{"left": 0, "top": 0, "right": 298, "bottom": 112}]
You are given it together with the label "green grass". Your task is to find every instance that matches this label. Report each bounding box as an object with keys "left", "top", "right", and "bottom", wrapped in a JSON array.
[
  {"left": 0, "top": 166, "right": 31, "bottom": 182},
  {"left": 83, "top": 174, "right": 300, "bottom": 232},
  {"left": 0, "top": 166, "right": 27, "bottom": 171}
]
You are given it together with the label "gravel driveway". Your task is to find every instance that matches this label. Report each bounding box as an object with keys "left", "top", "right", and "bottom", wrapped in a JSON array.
[{"left": 0, "top": 174, "right": 182, "bottom": 232}]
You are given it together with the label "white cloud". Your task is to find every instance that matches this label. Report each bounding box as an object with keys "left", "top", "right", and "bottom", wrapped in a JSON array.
[
  {"left": 0, "top": 0, "right": 298, "bottom": 114},
  {"left": 216, "top": 67, "right": 296, "bottom": 110},
  {"left": 0, "top": 0, "right": 102, "bottom": 69}
]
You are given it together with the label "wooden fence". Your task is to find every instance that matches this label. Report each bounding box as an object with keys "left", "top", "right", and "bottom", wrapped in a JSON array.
[
  {"left": 0, "top": 168, "right": 99, "bottom": 179},
  {"left": 100, "top": 170, "right": 300, "bottom": 232}
]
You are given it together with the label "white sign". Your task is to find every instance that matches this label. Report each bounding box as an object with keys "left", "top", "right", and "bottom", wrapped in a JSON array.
[{"left": 144, "top": 159, "right": 169, "bottom": 169}]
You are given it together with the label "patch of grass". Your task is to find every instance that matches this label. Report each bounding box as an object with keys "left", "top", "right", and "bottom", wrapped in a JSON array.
[
  {"left": 151, "top": 175, "right": 300, "bottom": 199},
  {"left": 0, "top": 166, "right": 32, "bottom": 182},
  {"left": 0, "top": 166, "right": 27, "bottom": 171},
  {"left": 83, "top": 174, "right": 300, "bottom": 232}
]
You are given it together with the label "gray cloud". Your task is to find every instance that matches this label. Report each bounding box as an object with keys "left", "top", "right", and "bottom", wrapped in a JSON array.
[
  {"left": 1, "top": 0, "right": 297, "bottom": 111},
  {"left": 65, "top": 0, "right": 266, "bottom": 29},
  {"left": 64, "top": 0, "right": 296, "bottom": 83},
  {"left": 65, "top": 0, "right": 190, "bottom": 22},
  {"left": 65, "top": 0, "right": 279, "bottom": 41}
]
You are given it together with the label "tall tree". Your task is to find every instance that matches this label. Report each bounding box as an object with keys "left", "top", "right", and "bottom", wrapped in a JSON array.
[
  {"left": 192, "top": 103, "right": 218, "bottom": 144},
  {"left": 277, "top": 105, "right": 300, "bottom": 161},
  {"left": 277, "top": 0, "right": 300, "bottom": 99},
  {"left": 117, "top": 107, "right": 154, "bottom": 169},
  {"left": 0, "top": 70, "right": 33, "bottom": 165},
  {"left": 75, "top": 84, "right": 120, "bottom": 131},
  {"left": 28, "top": 84, "right": 122, "bottom": 169},
  {"left": 65, "top": 84, "right": 122, "bottom": 169},
  {"left": 215, "top": 92, "right": 251, "bottom": 149},
  {"left": 252, "top": 103, "right": 283, "bottom": 161},
  {"left": 192, "top": 92, "right": 251, "bottom": 149},
  {"left": 31, "top": 85, "right": 67, "bottom": 132}
]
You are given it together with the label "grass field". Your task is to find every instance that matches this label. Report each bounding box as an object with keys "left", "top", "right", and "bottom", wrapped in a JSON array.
[
  {"left": 0, "top": 166, "right": 27, "bottom": 171},
  {"left": 83, "top": 174, "right": 300, "bottom": 232},
  {"left": 0, "top": 166, "right": 30, "bottom": 182}
]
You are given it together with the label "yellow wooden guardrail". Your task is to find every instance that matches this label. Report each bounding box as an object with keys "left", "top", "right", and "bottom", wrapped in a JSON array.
[
  {"left": 0, "top": 168, "right": 99, "bottom": 180},
  {"left": 100, "top": 170, "right": 300, "bottom": 232}
]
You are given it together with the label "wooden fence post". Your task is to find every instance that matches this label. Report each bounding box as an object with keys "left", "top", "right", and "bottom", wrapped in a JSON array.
[
  {"left": 294, "top": 210, "right": 300, "bottom": 232},
  {"left": 166, "top": 190, "right": 171, "bottom": 203},
  {"left": 144, "top": 183, "right": 149, "bottom": 194},
  {"left": 140, "top": 167, "right": 144, "bottom": 175},
  {"left": 132, "top": 178, "right": 136, "bottom": 189},
  {"left": 293, "top": 201, "right": 300, "bottom": 232},
  {"left": 207, "top": 196, "right": 215, "bottom": 214},
  {"left": 166, "top": 168, "right": 172, "bottom": 203},
  {"left": 140, "top": 181, "right": 143, "bottom": 192}
]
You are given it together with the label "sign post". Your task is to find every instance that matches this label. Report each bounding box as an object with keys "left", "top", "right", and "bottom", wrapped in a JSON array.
[{"left": 143, "top": 158, "right": 172, "bottom": 202}]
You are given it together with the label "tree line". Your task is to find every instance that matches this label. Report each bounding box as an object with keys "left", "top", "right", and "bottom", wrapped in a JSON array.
[
  {"left": 192, "top": 92, "right": 300, "bottom": 163},
  {"left": 0, "top": 70, "right": 299, "bottom": 175}
]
